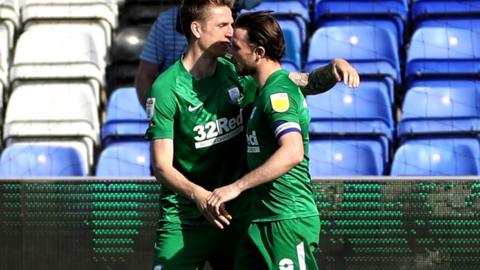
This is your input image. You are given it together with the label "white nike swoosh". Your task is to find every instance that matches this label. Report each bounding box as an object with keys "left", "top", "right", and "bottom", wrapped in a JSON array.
[{"left": 188, "top": 103, "right": 203, "bottom": 112}]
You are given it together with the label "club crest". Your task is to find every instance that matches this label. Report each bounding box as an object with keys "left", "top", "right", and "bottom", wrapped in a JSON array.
[{"left": 227, "top": 87, "right": 243, "bottom": 104}]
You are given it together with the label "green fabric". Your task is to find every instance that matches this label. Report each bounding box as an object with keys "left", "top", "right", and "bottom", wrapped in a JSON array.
[
  {"left": 234, "top": 216, "right": 321, "bottom": 270},
  {"left": 145, "top": 57, "right": 257, "bottom": 225},
  {"left": 245, "top": 69, "right": 318, "bottom": 222},
  {"left": 153, "top": 218, "right": 250, "bottom": 269}
]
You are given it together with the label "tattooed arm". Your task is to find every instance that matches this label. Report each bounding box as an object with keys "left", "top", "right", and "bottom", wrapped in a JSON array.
[{"left": 289, "top": 58, "right": 360, "bottom": 95}]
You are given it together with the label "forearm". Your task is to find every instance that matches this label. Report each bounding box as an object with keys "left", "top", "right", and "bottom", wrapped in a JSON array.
[
  {"left": 135, "top": 61, "right": 160, "bottom": 109},
  {"left": 153, "top": 164, "right": 203, "bottom": 201},
  {"left": 151, "top": 139, "right": 204, "bottom": 201},
  {"left": 289, "top": 63, "right": 338, "bottom": 96},
  {"left": 234, "top": 142, "right": 303, "bottom": 193},
  {"left": 289, "top": 68, "right": 337, "bottom": 95}
]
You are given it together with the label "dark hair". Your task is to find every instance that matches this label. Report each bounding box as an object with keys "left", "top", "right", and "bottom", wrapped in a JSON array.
[
  {"left": 234, "top": 11, "right": 285, "bottom": 61},
  {"left": 180, "top": 0, "right": 235, "bottom": 40}
]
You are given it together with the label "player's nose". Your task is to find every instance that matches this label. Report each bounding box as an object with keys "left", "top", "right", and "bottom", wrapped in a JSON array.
[{"left": 226, "top": 25, "right": 233, "bottom": 38}]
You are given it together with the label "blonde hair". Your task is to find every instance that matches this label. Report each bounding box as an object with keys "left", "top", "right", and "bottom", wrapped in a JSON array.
[{"left": 180, "top": 0, "right": 235, "bottom": 40}]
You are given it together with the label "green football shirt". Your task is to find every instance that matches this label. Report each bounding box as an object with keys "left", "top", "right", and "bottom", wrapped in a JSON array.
[
  {"left": 145, "top": 57, "right": 257, "bottom": 225},
  {"left": 245, "top": 69, "right": 319, "bottom": 222}
]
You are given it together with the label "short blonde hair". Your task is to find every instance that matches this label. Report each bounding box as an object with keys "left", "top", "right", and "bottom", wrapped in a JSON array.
[{"left": 180, "top": 0, "right": 235, "bottom": 40}]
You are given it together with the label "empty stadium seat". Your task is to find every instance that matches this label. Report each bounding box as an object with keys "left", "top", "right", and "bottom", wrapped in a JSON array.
[
  {"left": 0, "top": 142, "right": 89, "bottom": 176},
  {"left": 10, "top": 29, "right": 105, "bottom": 105},
  {"left": 0, "top": 58, "right": 5, "bottom": 100},
  {"left": 102, "top": 87, "right": 148, "bottom": 146},
  {"left": 310, "top": 139, "right": 385, "bottom": 176},
  {"left": 107, "top": 25, "right": 149, "bottom": 92},
  {"left": 0, "top": 21, "right": 10, "bottom": 75},
  {"left": 304, "top": 25, "right": 400, "bottom": 89},
  {"left": 409, "top": 78, "right": 480, "bottom": 91},
  {"left": 3, "top": 82, "right": 100, "bottom": 166},
  {"left": 397, "top": 86, "right": 480, "bottom": 140},
  {"left": 0, "top": 0, "right": 20, "bottom": 50},
  {"left": 406, "top": 27, "right": 480, "bottom": 85},
  {"left": 246, "top": 1, "right": 309, "bottom": 45},
  {"left": 21, "top": 0, "right": 118, "bottom": 46},
  {"left": 305, "top": 25, "right": 400, "bottom": 78},
  {"left": 416, "top": 18, "right": 480, "bottom": 31},
  {"left": 0, "top": 0, "right": 19, "bottom": 88},
  {"left": 262, "top": 0, "right": 309, "bottom": 9},
  {"left": 24, "top": 22, "right": 111, "bottom": 68},
  {"left": 96, "top": 141, "right": 151, "bottom": 176},
  {"left": 307, "top": 83, "right": 393, "bottom": 163},
  {"left": 307, "top": 83, "right": 394, "bottom": 138},
  {"left": 281, "top": 23, "right": 302, "bottom": 71},
  {"left": 119, "top": 1, "right": 173, "bottom": 26},
  {"left": 391, "top": 138, "right": 480, "bottom": 176},
  {"left": 412, "top": 0, "right": 480, "bottom": 26},
  {"left": 314, "top": 0, "right": 408, "bottom": 46}
]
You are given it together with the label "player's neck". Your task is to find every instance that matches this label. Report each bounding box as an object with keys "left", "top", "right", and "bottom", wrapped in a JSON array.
[
  {"left": 182, "top": 46, "right": 218, "bottom": 80},
  {"left": 254, "top": 60, "right": 282, "bottom": 89}
]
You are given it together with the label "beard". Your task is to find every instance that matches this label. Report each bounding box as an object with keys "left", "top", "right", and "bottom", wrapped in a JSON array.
[{"left": 237, "top": 62, "right": 256, "bottom": 76}]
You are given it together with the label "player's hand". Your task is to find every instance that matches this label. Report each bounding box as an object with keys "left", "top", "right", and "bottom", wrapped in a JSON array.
[
  {"left": 193, "top": 187, "right": 232, "bottom": 229},
  {"left": 207, "top": 184, "right": 242, "bottom": 217},
  {"left": 330, "top": 58, "right": 360, "bottom": 88}
]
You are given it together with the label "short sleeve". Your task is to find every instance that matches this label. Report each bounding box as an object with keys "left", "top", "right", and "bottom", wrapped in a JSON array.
[
  {"left": 262, "top": 87, "right": 302, "bottom": 139},
  {"left": 144, "top": 82, "right": 177, "bottom": 140}
]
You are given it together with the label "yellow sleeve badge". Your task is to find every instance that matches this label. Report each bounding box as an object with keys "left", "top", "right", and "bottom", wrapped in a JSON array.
[{"left": 270, "top": 93, "right": 289, "bottom": 112}]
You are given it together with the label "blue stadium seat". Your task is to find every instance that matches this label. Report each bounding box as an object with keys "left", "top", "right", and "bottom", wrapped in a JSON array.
[
  {"left": 314, "top": 0, "right": 407, "bottom": 46},
  {"left": 96, "top": 141, "right": 151, "bottom": 176},
  {"left": 305, "top": 26, "right": 401, "bottom": 84},
  {"left": 406, "top": 27, "right": 480, "bottom": 85},
  {"left": 397, "top": 86, "right": 480, "bottom": 139},
  {"left": 0, "top": 143, "right": 89, "bottom": 176},
  {"left": 409, "top": 78, "right": 480, "bottom": 91},
  {"left": 281, "top": 23, "right": 302, "bottom": 71},
  {"left": 412, "top": 0, "right": 480, "bottom": 26},
  {"left": 318, "top": 19, "right": 403, "bottom": 47},
  {"left": 102, "top": 87, "right": 148, "bottom": 146},
  {"left": 315, "top": 0, "right": 408, "bottom": 18},
  {"left": 307, "top": 83, "right": 394, "bottom": 138},
  {"left": 391, "top": 138, "right": 480, "bottom": 176},
  {"left": 246, "top": 1, "right": 309, "bottom": 44},
  {"left": 307, "top": 83, "right": 393, "bottom": 163},
  {"left": 416, "top": 18, "right": 480, "bottom": 32},
  {"left": 262, "top": 0, "right": 310, "bottom": 9},
  {"left": 310, "top": 139, "right": 385, "bottom": 176}
]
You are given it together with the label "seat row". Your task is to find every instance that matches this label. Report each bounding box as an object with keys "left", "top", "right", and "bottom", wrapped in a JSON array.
[
  {"left": 2, "top": 85, "right": 480, "bottom": 177},
  {"left": 2, "top": 135, "right": 479, "bottom": 177}
]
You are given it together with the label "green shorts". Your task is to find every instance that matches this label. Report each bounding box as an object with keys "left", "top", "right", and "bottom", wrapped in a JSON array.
[
  {"left": 234, "top": 216, "right": 320, "bottom": 270},
  {"left": 152, "top": 217, "right": 250, "bottom": 270}
]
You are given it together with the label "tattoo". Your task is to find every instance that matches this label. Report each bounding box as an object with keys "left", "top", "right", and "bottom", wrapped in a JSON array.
[
  {"left": 289, "top": 65, "right": 338, "bottom": 95},
  {"left": 288, "top": 72, "right": 309, "bottom": 88}
]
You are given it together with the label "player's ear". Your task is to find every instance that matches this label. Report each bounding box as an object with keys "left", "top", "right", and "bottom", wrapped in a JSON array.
[
  {"left": 255, "top": 46, "right": 266, "bottom": 59},
  {"left": 191, "top": 21, "right": 201, "bottom": 39}
]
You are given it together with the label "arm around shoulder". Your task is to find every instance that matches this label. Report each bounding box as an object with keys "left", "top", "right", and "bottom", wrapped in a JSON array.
[{"left": 289, "top": 58, "right": 360, "bottom": 96}]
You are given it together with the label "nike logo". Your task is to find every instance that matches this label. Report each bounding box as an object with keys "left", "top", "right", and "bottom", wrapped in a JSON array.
[{"left": 188, "top": 103, "right": 203, "bottom": 112}]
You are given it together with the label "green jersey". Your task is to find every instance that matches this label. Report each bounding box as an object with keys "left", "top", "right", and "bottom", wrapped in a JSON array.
[
  {"left": 145, "top": 57, "right": 257, "bottom": 225},
  {"left": 245, "top": 69, "right": 319, "bottom": 222}
]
